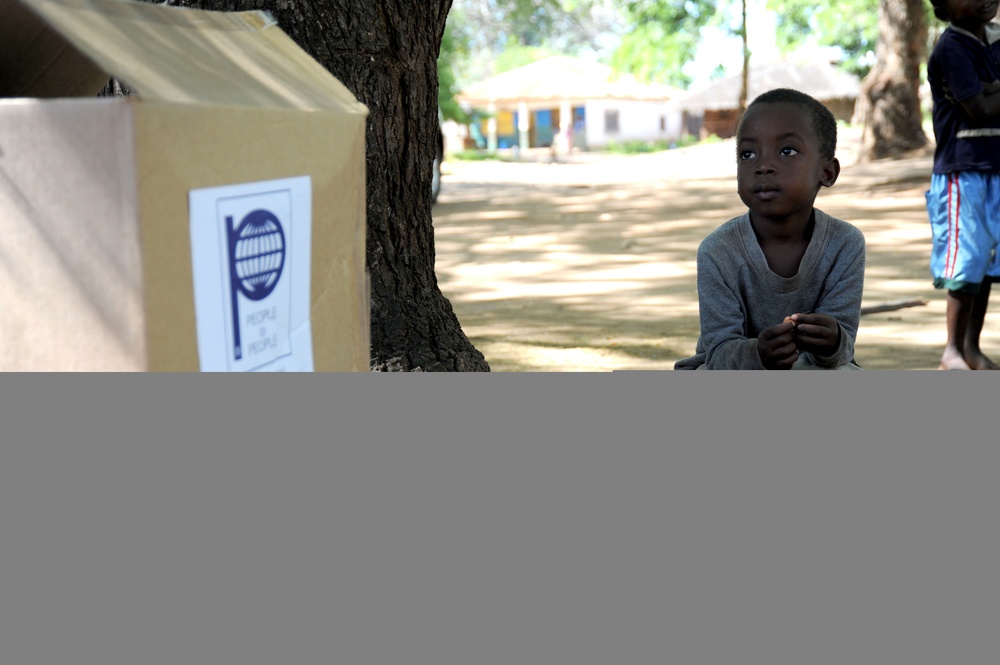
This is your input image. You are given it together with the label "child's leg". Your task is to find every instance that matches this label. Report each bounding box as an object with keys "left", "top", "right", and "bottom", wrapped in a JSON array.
[
  {"left": 941, "top": 289, "right": 975, "bottom": 370},
  {"left": 927, "top": 172, "right": 995, "bottom": 369},
  {"left": 968, "top": 175, "right": 1000, "bottom": 369},
  {"left": 962, "top": 279, "right": 1000, "bottom": 369}
]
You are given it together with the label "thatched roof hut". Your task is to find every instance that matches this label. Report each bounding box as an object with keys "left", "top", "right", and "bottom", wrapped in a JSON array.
[{"left": 673, "top": 59, "right": 861, "bottom": 138}]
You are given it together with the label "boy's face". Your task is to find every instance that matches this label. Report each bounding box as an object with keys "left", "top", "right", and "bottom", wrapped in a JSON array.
[
  {"left": 736, "top": 102, "right": 839, "bottom": 228},
  {"left": 942, "top": 0, "right": 998, "bottom": 25}
]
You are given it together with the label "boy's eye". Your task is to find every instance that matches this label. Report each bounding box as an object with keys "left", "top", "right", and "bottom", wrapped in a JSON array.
[
  {"left": 739, "top": 150, "right": 755, "bottom": 160},
  {"left": 780, "top": 146, "right": 800, "bottom": 156}
]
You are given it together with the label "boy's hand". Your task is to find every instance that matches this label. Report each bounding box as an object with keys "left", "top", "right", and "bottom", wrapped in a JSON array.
[
  {"left": 789, "top": 313, "right": 841, "bottom": 357},
  {"left": 758, "top": 320, "right": 799, "bottom": 369},
  {"left": 943, "top": 83, "right": 959, "bottom": 106}
]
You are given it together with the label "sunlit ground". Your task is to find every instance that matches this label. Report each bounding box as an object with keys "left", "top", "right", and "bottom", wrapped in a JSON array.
[{"left": 432, "top": 128, "right": 1000, "bottom": 371}]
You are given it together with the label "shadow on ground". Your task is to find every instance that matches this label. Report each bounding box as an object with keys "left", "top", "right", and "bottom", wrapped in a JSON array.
[{"left": 433, "top": 134, "right": 999, "bottom": 371}]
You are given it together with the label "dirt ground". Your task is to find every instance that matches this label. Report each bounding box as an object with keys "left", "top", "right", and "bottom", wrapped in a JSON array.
[{"left": 431, "top": 127, "right": 1000, "bottom": 371}]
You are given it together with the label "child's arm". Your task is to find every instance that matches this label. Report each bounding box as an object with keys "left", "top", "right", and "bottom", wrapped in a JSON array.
[
  {"left": 953, "top": 80, "right": 1000, "bottom": 120},
  {"left": 938, "top": 45, "right": 1000, "bottom": 119},
  {"left": 695, "top": 245, "right": 794, "bottom": 369},
  {"left": 789, "top": 227, "right": 866, "bottom": 367},
  {"left": 943, "top": 80, "right": 1000, "bottom": 102}
]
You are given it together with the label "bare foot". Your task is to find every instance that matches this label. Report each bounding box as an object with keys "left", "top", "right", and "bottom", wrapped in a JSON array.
[
  {"left": 939, "top": 350, "right": 972, "bottom": 370},
  {"left": 965, "top": 352, "right": 1000, "bottom": 370}
]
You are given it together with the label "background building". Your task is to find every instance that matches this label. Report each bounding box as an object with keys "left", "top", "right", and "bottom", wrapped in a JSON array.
[
  {"left": 456, "top": 56, "right": 685, "bottom": 152},
  {"left": 673, "top": 59, "right": 861, "bottom": 139}
]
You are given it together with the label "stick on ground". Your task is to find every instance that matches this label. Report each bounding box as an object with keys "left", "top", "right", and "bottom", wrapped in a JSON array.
[{"left": 859, "top": 299, "right": 928, "bottom": 316}]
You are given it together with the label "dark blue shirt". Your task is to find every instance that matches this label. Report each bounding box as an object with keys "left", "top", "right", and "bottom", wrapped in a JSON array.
[{"left": 927, "top": 24, "right": 1000, "bottom": 174}]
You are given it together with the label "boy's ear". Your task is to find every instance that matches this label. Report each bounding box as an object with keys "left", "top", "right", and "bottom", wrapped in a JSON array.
[{"left": 820, "top": 157, "right": 841, "bottom": 188}]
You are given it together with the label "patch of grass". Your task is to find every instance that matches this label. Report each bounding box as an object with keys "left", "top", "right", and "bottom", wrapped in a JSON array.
[
  {"left": 603, "top": 134, "right": 721, "bottom": 155},
  {"left": 604, "top": 140, "right": 672, "bottom": 154},
  {"left": 451, "top": 149, "right": 511, "bottom": 162}
]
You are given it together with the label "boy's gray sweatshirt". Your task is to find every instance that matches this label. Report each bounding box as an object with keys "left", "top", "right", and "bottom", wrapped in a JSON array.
[{"left": 674, "top": 209, "right": 866, "bottom": 370}]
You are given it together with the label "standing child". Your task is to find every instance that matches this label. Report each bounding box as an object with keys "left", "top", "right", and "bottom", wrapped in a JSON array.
[
  {"left": 926, "top": 0, "right": 1000, "bottom": 369},
  {"left": 674, "top": 88, "right": 866, "bottom": 370}
]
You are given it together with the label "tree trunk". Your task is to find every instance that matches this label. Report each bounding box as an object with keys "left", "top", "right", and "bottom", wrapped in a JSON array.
[
  {"left": 738, "top": 0, "right": 749, "bottom": 117},
  {"left": 857, "top": 0, "right": 928, "bottom": 161},
  {"left": 157, "top": 0, "right": 489, "bottom": 371}
]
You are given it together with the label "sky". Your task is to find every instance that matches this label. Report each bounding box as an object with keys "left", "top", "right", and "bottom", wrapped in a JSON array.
[{"left": 684, "top": 1, "right": 781, "bottom": 90}]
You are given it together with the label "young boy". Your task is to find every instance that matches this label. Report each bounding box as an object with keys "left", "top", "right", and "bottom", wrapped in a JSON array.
[
  {"left": 926, "top": 0, "right": 1000, "bottom": 370},
  {"left": 674, "top": 88, "right": 866, "bottom": 370}
]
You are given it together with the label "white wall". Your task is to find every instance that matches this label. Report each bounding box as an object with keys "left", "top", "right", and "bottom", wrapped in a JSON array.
[
  {"left": 583, "top": 99, "right": 683, "bottom": 148},
  {"left": 441, "top": 119, "right": 466, "bottom": 156}
]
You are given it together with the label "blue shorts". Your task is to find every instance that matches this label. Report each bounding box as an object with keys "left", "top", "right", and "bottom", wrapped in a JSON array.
[{"left": 926, "top": 171, "right": 1000, "bottom": 293}]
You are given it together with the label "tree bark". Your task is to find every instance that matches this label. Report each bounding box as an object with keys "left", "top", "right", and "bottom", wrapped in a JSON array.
[
  {"left": 156, "top": 0, "right": 489, "bottom": 371},
  {"left": 857, "top": 0, "right": 928, "bottom": 161}
]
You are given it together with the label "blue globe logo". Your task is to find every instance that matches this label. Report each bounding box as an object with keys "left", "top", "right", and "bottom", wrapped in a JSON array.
[
  {"left": 226, "top": 209, "right": 287, "bottom": 361},
  {"left": 233, "top": 209, "right": 285, "bottom": 301}
]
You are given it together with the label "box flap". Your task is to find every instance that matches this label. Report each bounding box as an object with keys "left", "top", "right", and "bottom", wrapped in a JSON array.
[
  {"left": 0, "top": 0, "right": 110, "bottom": 97},
  {"left": 15, "top": 0, "right": 367, "bottom": 113}
]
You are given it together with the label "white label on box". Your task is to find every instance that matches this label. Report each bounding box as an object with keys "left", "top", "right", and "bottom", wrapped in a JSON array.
[{"left": 189, "top": 176, "right": 313, "bottom": 372}]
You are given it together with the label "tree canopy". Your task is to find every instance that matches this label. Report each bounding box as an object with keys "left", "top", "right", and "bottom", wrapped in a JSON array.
[
  {"left": 440, "top": 0, "right": 633, "bottom": 122},
  {"left": 443, "top": 0, "right": 723, "bottom": 93},
  {"left": 767, "top": 0, "right": 939, "bottom": 80},
  {"left": 766, "top": 0, "right": 878, "bottom": 78},
  {"left": 607, "top": 1, "right": 719, "bottom": 87}
]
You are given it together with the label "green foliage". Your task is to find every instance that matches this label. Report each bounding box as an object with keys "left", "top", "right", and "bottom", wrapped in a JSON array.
[
  {"left": 603, "top": 134, "right": 720, "bottom": 154},
  {"left": 609, "top": 21, "right": 702, "bottom": 87},
  {"left": 765, "top": 0, "right": 877, "bottom": 78},
  {"left": 604, "top": 139, "right": 673, "bottom": 154},
  {"left": 451, "top": 0, "right": 620, "bottom": 54},
  {"left": 439, "top": 1, "right": 626, "bottom": 119},
  {"left": 451, "top": 149, "right": 513, "bottom": 161},
  {"left": 438, "top": 19, "right": 470, "bottom": 123},
  {"left": 612, "top": 0, "right": 718, "bottom": 87},
  {"left": 623, "top": 0, "right": 716, "bottom": 27},
  {"left": 765, "top": 0, "right": 939, "bottom": 83},
  {"left": 439, "top": 4, "right": 565, "bottom": 120},
  {"left": 439, "top": 1, "right": 754, "bottom": 119},
  {"left": 493, "top": 42, "right": 560, "bottom": 74},
  {"left": 496, "top": 0, "right": 566, "bottom": 48}
]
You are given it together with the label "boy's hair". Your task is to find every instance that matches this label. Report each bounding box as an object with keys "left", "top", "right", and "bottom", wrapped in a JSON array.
[
  {"left": 738, "top": 88, "right": 838, "bottom": 160},
  {"left": 929, "top": 0, "right": 948, "bottom": 22}
]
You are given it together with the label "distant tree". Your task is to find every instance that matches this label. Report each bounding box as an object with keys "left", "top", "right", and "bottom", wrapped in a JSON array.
[
  {"left": 767, "top": 0, "right": 930, "bottom": 161},
  {"left": 160, "top": 0, "right": 489, "bottom": 370},
  {"left": 455, "top": 0, "right": 563, "bottom": 49},
  {"left": 767, "top": 0, "right": 879, "bottom": 78},
  {"left": 451, "top": 0, "right": 620, "bottom": 53},
  {"left": 856, "top": 0, "right": 928, "bottom": 160},
  {"left": 493, "top": 42, "right": 561, "bottom": 73},
  {"left": 439, "top": 18, "right": 470, "bottom": 122},
  {"left": 445, "top": 0, "right": 624, "bottom": 88},
  {"left": 612, "top": 0, "right": 717, "bottom": 87}
]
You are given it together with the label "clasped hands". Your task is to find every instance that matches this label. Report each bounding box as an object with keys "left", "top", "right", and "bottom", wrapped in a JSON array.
[{"left": 758, "top": 312, "right": 841, "bottom": 370}]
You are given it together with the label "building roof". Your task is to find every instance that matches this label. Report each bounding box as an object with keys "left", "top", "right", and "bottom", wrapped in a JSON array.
[
  {"left": 456, "top": 55, "right": 684, "bottom": 108},
  {"left": 674, "top": 59, "right": 861, "bottom": 113}
]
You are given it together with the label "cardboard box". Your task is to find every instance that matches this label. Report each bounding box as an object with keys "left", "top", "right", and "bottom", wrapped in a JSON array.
[{"left": 0, "top": 0, "right": 369, "bottom": 371}]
